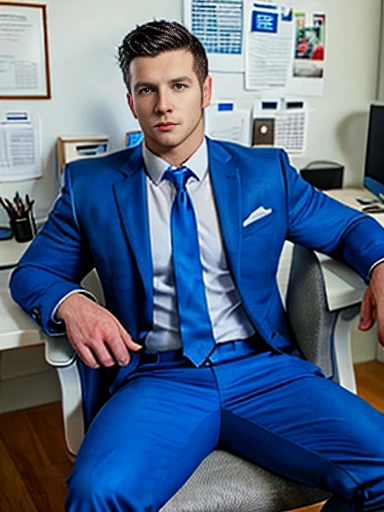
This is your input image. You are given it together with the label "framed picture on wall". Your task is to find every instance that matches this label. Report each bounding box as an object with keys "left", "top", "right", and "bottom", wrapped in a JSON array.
[{"left": 0, "top": 2, "right": 51, "bottom": 99}]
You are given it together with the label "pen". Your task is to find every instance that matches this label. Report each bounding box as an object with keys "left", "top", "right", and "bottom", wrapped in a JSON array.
[
  {"left": 14, "top": 192, "right": 24, "bottom": 216},
  {"left": 0, "top": 197, "right": 17, "bottom": 219},
  {"left": 0, "top": 194, "right": 35, "bottom": 221}
]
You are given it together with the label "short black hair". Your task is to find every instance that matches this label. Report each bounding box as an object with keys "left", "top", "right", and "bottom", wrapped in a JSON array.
[{"left": 118, "top": 20, "right": 208, "bottom": 92}]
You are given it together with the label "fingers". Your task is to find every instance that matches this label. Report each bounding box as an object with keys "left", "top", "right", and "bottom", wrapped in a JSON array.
[
  {"left": 75, "top": 328, "right": 141, "bottom": 368},
  {"left": 359, "top": 289, "right": 375, "bottom": 331},
  {"left": 366, "top": 262, "right": 384, "bottom": 345},
  {"left": 62, "top": 297, "right": 142, "bottom": 368},
  {"left": 375, "top": 304, "right": 384, "bottom": 347},
  {"left": 75, "top": 345, "right": 100, "bottom": 369},
  {"left": 91, "top": 340, "right": 121, "bottom": 367},
  {"left": 105, "top": 334, "right": 131, "bottom": 366},
  {"left": 97, "top": 323, "right": 142, "bottom": 367},
  {"left": 73, "top": 336, "right": 131, "bottom": 368},
  {"left": 120, "top": 326, "right": 143, "bottom": 352}
]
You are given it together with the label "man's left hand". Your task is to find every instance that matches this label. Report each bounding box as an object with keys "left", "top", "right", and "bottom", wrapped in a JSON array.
[{"left": 359, "top": 262, "right": 384, "bottom": 346}]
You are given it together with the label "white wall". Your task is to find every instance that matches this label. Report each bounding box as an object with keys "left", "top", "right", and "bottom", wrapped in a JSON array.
[{"left": 0, "top": 0, "right": 381, "bottom": 411}]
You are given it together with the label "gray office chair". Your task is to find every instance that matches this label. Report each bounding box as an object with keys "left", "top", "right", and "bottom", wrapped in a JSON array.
[{"left": 44, "top": 245, "right": 366, "bottom": 511}]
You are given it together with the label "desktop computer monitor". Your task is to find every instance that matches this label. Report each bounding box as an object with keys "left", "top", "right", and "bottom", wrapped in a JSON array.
[{"left": 364, "top": 104, "right": 384, "bottom": 198}]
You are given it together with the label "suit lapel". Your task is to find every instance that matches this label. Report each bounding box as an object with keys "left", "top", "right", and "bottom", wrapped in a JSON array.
[
  {"left": 113, "top": 146, "right": 153, "bottom": 309},
  {"left": 207, "top": 138, "right": 242, "bottom": 284}
]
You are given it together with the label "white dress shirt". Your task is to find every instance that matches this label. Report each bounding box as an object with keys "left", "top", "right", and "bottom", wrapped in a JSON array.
[{"left": 143, "top": 138, "right": 255, "bottom": 352}]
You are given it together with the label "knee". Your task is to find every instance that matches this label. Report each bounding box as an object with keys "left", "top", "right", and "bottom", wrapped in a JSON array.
[{"left": 65, "top": 466, "right": 156, "bottom": 512}]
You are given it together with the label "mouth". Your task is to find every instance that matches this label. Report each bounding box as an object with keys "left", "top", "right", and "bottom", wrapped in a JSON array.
[{"left": 155, "top": 122, "right": 178, "bottom": 131}]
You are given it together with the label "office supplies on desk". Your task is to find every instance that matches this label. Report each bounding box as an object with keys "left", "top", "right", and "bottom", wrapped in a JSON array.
[
  {"left": 0, "top": 193, "right": 36, "bottom": 242},
  {"left": 0, "top": 227, "right": 12, "bottom": 241},
  {"left": 356, "top": 197, "right": 379, "bottom": 205},
  {"left": 362, "top": 204, "right": 384, "bottom": 214}
]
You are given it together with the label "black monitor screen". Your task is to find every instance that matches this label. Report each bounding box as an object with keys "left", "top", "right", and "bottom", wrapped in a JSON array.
[{"left": 365, "top": 104, "right": 384, "bottom": 185}]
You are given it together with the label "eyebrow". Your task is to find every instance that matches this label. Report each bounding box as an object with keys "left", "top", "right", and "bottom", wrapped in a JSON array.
[
  {"left": 134, "top": 81, "right": 155, "bottom": 92},
  {"left": 133, "top": 76, "right": 194, "bottom": 92},
  {"left": 169, "top": 76, "right": 194, "bottom": 85}
]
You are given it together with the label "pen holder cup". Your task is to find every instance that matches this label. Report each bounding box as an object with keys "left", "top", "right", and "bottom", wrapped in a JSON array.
[{"left": 11, "top": 212, "right": 36, "bottom": 243}]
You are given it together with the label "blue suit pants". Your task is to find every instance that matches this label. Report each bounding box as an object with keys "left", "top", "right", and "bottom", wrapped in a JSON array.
[{"left": 66, "top": 339, "right": 384, "bottom": 511}]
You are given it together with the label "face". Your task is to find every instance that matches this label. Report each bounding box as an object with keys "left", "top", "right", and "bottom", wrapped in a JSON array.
[{"left": 127, "top": 49, "right": 212, "bottom": 165}]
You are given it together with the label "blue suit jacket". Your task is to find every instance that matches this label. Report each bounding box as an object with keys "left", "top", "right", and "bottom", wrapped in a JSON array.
[{"left": 10, "top": 138, "right": 384, "bottom": 424}]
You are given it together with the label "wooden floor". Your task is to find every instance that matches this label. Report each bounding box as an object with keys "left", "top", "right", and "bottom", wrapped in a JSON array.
[{"left": 0, "top": 361, "right": 383, "bottom": 512}]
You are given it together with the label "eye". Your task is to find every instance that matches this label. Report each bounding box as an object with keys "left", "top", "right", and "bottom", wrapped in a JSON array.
[
  {"left": 138, "top": 87, "right": 154, "bottom": 95},
  {"left": 173, "top": 83, "right": 187, "bottom": 91}
]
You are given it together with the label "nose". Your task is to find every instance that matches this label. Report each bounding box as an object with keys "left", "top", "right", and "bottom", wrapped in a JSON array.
[{"left": 154, "top": 88, "right": 173, "bottom": 115}]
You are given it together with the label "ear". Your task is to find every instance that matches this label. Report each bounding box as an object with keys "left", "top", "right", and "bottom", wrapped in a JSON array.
[
  {"left": 202, "top": 75, "right": 213, "bottom": 109},
  {"left": 127, "top": 93, "right": 137, "bottom": 119}
]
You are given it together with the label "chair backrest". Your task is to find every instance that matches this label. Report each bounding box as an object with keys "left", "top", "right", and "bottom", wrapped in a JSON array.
[
  {"left": 81, "top": 271, "right": 105, "bottom": 306},
  {"left": 286, "top": 244, "right": 362, "bottom": 385},
  {"left": 286, "top": 245, "right": 337, "bottom": 377}
]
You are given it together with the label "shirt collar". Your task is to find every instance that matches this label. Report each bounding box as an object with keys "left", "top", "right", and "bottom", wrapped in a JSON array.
[{"left": 142, "top": 138, "right": 208, "bottom": 185}]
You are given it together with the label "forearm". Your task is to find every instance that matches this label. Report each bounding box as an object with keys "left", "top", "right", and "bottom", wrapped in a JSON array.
[
  {"left": 10, "top": 263, "right": 89, "bottom": 334},
  {"left": 281, "top": 151, "right": 384, "bottom": 279},
  {"left": 334, "top": 215, "right": 384, "bottom": 281},
  {"left": 10, "top": 168, "right": 93, "bottom": 334}
]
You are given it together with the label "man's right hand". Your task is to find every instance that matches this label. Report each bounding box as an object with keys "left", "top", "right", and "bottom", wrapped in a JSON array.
[{"left": 57, "top": 293, "right": 142, "bottom": 368}]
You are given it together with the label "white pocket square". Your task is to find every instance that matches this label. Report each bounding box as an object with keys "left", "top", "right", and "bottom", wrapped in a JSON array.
[{"left": 243, "top": 206, "right": 273, "bottom": 227}]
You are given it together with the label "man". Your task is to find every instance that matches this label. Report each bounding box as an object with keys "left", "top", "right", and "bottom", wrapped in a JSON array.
[{"left": 10, "top": 20, "right": 384, "bottom": 512}]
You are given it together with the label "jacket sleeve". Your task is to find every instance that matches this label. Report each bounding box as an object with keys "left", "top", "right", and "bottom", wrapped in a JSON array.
[
  {"left": 10, "top": 165, "right": 94, "bottom": 335},
  {"left": 281, "top": 150, "right": 384, "bottom": 282}
]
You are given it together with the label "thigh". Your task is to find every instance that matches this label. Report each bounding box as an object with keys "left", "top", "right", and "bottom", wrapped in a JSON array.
[
  {"left": 216, "top": 352, "right": 384, "bottom": 506},
  {"left": 67, "top": 363, "right": 220, "bottom": 511}
]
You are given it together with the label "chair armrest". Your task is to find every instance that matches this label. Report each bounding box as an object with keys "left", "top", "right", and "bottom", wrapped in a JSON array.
[
  {"left": 41, "top": 268, "right": 105, "bottom": 455},
  {"left": 313, "top": 253, "right": 367, "bottom": 311},
  {"left": 43, "top": 267, "right": 104, "bottom": 367},
  {"left": 286, "top": 246, "right": 362, "bottom": 392},
  {"left": 43, "top": 333, "right": 76, "bottom": 366},
  {"left": 43, "top": 334, "right": 83, "bottom": 455}
]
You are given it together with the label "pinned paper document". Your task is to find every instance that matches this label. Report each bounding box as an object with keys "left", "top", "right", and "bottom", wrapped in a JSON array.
[
  {"left": 245, "top": 2, "right": 295, "bottom": 90},
  {"left": 205, "top": 103, "right": 251, "bottom": 146},
  {"left": 252, "top": 99, "right": 308, "bottom": 153},
  {"left": 183, "top": 0, "right": 244, "bottom": 73},
  {"left": 0, "top": 111, "right": 42, "bottom": 182}
]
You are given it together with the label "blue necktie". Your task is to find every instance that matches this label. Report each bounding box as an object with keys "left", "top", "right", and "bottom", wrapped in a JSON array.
[{"left": 164, "top": 166, "right": 215, "bottom": 366}]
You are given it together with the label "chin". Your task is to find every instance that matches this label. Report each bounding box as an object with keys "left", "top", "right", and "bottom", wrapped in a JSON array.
[{"left": 153, "top": 134, "right": 183, "bottom": 149}]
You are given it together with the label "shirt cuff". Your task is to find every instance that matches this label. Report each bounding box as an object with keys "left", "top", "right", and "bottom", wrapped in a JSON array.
[
  {"left": 51, "top": 289, "right": 98, "bottom": 325},
  {"left": 368, "top": 258, "right": 384, "bottom": 279}
]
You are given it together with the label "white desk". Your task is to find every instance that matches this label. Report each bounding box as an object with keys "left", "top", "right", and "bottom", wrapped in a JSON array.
[
  {"left": 0, "top": 268, "right": 42, "bottom": 350},
  {"left": 0, "top": 239, "right": 31, "bottom": 269},
  {"left": 326, "top": 187, "right": 384, "bottom": 227},
  {"left": 0, "top": 239, "right": 41, "bottom": 351}
]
